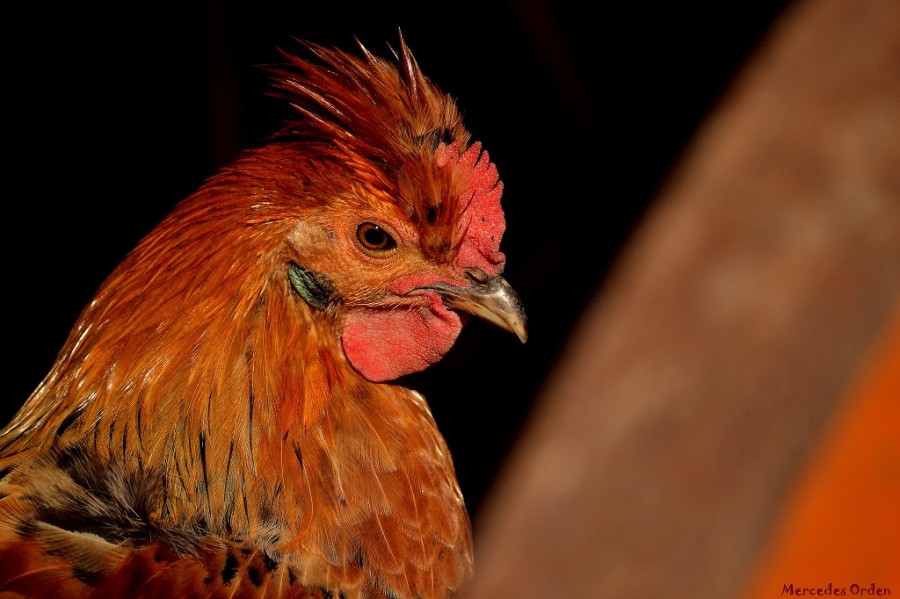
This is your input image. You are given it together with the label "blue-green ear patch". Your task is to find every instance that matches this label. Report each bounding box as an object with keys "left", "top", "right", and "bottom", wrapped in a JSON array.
[{"left": 288, "top": 263, "right": 336, "bottom": 311}]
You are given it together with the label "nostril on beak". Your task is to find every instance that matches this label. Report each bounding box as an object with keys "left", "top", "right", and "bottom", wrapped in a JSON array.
[{"left": 464, "top": 268, "right": 491, "bottom": 285}]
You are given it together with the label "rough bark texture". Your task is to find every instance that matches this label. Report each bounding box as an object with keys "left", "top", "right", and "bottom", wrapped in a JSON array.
[{"left": 461, "top": 0, "right": 900, "bottom": 596}]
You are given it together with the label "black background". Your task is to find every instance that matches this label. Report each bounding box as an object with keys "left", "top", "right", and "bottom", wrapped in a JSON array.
[{"left": 6, "top": 1, "right": 789, "bottom": 522}]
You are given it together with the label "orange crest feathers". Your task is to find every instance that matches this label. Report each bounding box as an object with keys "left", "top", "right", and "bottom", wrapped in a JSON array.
[{"left": 268, "top": 35, "right": 507, "bottom": 272}]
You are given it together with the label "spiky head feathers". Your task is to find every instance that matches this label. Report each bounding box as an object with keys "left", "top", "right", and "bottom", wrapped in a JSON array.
[{"left": 270, "top": 38, "right": 507, "bottom": 275}]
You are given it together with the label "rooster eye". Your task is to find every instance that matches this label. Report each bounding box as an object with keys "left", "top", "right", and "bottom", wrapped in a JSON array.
[{"left": 356, "top": 222, "right": 397, "bottom": 251}]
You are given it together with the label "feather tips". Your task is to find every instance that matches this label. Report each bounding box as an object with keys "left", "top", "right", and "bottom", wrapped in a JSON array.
[
  {"left": 267, "top": 37, "right": 480, "bottom": 252},
  {"left": 1, "top": 34, "right": 479, "bottom": 598}
]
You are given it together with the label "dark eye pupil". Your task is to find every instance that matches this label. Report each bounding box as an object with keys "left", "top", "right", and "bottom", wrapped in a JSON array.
[
  {"left": 365, "top": 227, "right": 385, "bottom": 246},
  {"left": 357, "top": 223, "right": 396, "bottom": 251}
]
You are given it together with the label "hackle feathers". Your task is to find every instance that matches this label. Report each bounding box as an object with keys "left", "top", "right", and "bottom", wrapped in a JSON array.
[{"left": 0, "top": 36, "right": 486, "bottom": 599}]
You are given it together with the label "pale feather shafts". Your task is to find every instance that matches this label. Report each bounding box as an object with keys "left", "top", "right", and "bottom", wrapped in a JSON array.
[
  {"left": 0, "top": 37, "right": 475, "bottom": 598},
  {"left": 0, "top": 173, "right": 472, "bottom": 595}
]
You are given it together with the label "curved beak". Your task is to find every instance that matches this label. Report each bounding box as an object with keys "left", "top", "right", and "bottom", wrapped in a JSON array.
[{"left": 415, "top": 274, "right": 528, "bottom": 343}]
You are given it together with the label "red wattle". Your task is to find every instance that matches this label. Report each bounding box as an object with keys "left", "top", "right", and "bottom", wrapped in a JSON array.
[{"left": 341, "top": 294, "right": 462, "bottom": 382}]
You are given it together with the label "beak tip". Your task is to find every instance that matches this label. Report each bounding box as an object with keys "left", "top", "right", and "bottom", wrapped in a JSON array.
[{"left": 515, "top": 325, "right": 528, "bottom": 344}]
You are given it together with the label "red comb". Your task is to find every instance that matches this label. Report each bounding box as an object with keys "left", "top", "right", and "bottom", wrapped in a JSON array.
[{"left": 437, "top": 142, "right": 507, "bottom": 275}]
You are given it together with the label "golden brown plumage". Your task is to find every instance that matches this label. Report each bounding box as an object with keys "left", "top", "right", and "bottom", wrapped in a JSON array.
[{"left": 0, "top": 36, "right": 525, "bottom": 598}]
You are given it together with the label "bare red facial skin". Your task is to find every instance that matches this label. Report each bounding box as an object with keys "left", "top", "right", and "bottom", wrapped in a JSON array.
[{"left": 342, "top": 141, "right": 507, "bottom": 382}]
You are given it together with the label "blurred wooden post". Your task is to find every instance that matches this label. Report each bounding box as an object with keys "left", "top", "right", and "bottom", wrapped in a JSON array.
[{"left": 460, "top": 0, "right": 900, "bottom": 597}]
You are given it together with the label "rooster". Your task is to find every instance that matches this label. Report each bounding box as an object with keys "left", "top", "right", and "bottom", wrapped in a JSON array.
[{"left": 0, "top": 36, "right": 525, "bottom": 599}]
